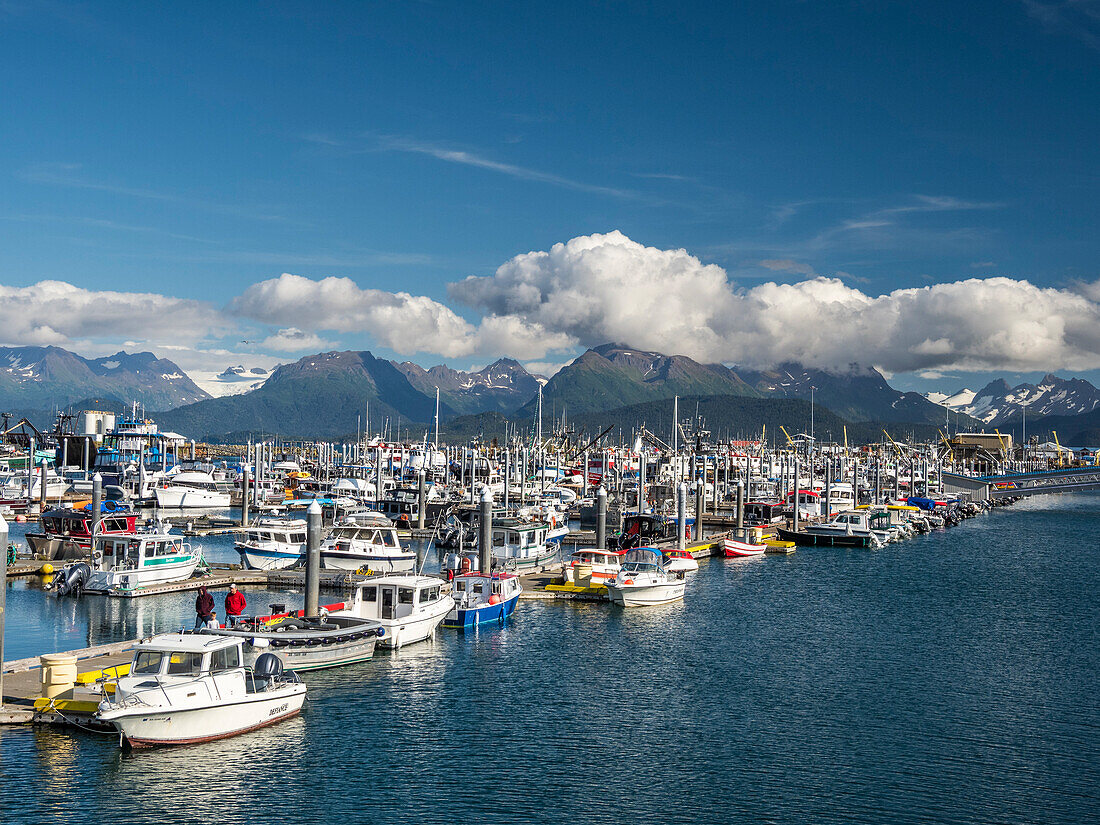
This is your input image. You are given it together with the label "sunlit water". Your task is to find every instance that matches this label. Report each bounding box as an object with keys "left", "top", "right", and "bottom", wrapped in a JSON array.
[{"left": 2, "top": 496, "right": 1098, "bottom": 824}]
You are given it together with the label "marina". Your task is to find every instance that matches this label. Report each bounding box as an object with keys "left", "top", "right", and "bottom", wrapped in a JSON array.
[{"left": 4, "top": 3, "right": 1100, "bottom": 821}]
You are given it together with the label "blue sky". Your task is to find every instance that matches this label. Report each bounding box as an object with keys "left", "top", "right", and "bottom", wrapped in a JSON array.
[{"left": 2, "top": 1, "right": 1099, "bottom": 394}]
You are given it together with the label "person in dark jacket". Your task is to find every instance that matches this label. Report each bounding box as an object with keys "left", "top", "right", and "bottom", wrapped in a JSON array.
[
  {"left": 224, "top": 583, "right": 247, "bottom": 626},
  {"left": 195, "top": 585, "right": 215, "bottom": 629}
]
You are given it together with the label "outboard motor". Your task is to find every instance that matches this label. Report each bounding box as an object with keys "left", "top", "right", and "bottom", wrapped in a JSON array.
[
  {"left": 55, "top": 562, "right": 92, "bottom": 598},
  {"left": 253, "top": 652, "right": 284, "bottom": 681}
]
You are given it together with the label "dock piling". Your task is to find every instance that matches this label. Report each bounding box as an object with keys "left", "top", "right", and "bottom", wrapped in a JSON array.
[
  {"left": 305, "top": 500, "right": 321, "bottom": 617},
  {"left": 478, "top": 488, "right": 492, "bottom": 574},
  {"left": 677, "top": 482, "right": 687, "bottom": 551},
  {"left": 596, "top": 485, "right": 607, "bottom": 550}
]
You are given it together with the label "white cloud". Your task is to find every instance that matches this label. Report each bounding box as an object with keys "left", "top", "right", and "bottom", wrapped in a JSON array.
[
  {"left": 232, "top": 272, "right": 573, "bottom": 360},
  {"left": 449, "top": 230, "right": 1100, "bottom": 373},
  {"left": 260, "top": 327, "right": 333, "bottom": 353},
  {"left": 0, "top": 280, "right": 226, "bottom": 346}
]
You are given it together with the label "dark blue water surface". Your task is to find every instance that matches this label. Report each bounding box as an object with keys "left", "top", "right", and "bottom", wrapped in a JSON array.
[{"left": 2, "top": 495, "right": 1098, "bottom": 824}]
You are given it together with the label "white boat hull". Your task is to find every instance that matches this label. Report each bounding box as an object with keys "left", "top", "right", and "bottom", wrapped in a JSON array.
[
  {"left": 155, "top": 488, "right": 231, "bottom": 509},
  {"left": 320, "top": 552, "right": 416, "bottom": 573},
  {"left": 85, "top": 555, "right": 202, "bottom": 592},
  {"left": 378, "top": 600, "right": 452, "bottom": 649},
  {"left": 606, "top": 580, "right": 685, "bottom": 607},
  {"left": 100, "top": 684, "right": 305, "bottom": 747},
  {"left": 237, "top": 544, "right": 302, "bottom": 571}
]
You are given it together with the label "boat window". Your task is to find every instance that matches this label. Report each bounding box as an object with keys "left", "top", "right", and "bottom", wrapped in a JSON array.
[
  {"left": 291, "top": 533, "right": 306, "bottom": 544},
  {"left": 380, "top": 530, "right": 398, "bottom": 547},
  {"left": 507, "top": 532, "right": 519, "bottom": 545},
  {"left": 492, "top": 532, "right": 506, "bottom": 547},
  {"left": 105, "top": 517, "right": 126, "bottom": 532},
  {"left": 362, "top": 586, "right": 377, "bottom": 602},
  {"left": 132, "top": 651, "right": 164, "bottom": 674},
  {"left": 211, "top": 646, "right": 240, "bottom": 671},
  {"left": 455, "top": 581, "right": 465, "bottom": 592},
  {"left": 472, "top": 583, "right": 484, "bottom": 595},
  {"left": 398, "top": 588, "right": 414, "bottom": 604},
  {"left": 166, "top": 652, "right": 204, "bottom": 676}
]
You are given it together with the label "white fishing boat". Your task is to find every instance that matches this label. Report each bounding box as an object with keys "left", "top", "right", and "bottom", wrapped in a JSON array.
[
  {"left": 319, "top": 514, "right": 416, "bottom": 572},
  {"left": 235, "top": 518, "right": 307, "bottom": 570},
  {"left": 329, "top": 574, "right": 454, "bottom": 649},
  {"left": 154, "top": 470, "right": 231, "bottom": 508},
  {"left": 96, "top": 634, "right": 305, "bottom": 748},
  {"left": 55, "top": 527, "right": 203, "bottom": 594},
  {"left": 605, "top": 546, "right": 686, "bottom": 607}
]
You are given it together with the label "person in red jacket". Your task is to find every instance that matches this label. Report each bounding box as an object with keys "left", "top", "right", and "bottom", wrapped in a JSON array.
[{"left": 224, "top": 583, "right": 247, "bottom": 626}]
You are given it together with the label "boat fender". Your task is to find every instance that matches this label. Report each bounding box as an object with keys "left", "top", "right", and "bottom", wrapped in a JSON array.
[{"left": 375, "top": 627, "right": 385, "bottom": 639}]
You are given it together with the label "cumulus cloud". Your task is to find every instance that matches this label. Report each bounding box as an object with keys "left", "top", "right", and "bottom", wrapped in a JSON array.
[
  {"left": 231, "top": 272, "right": 573, "bottom": 359},
  {"left": 0, "top": 280, "right": 226, "bottom": 346},
  {"left": 449, "top": 230, "right": 1100, "bottom": 373},
  {"left": 259, "top": 327, "right": 334, "bottom": 353}
]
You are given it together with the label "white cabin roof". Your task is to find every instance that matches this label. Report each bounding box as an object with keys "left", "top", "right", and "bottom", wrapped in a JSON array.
[{"left": 138, "top": 633, "right": 238, "bottom": 653}]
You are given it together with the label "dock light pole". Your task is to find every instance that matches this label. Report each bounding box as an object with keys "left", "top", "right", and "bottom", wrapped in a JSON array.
[
  {"left": 305, "top": 500, "right": 322, "bottom": 618},
  {"left": 677, "top": 482, "right": 687, "bottom": 552},
  {"left": 1, "top": 514, "right": 7, "bottom": 708},
  {"left": 596, "top": 486, "right": 607, "bottom": 551},
  {"left": 478, "top": 488, "right": 493, "bottom": 575}
]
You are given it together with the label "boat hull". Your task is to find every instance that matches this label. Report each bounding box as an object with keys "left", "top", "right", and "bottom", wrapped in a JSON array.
[
  {"left": 84, "top": 555, "right": 202, "bottom": 593},
  {"left": 776, "top": 528, "right": 872, "bottom": 548},
  {"left": 101, "top": 685, "right": 305, "bottom": 748},
  {"left": 605, "top": 580, "right": 685, "bottom": 607},
  {"left": 236, "top": 545, "right": 302, "bottom": 571},
  {"left": 320, "top": 552, "right": 416, "bottom": 573},
  {"left": 442, "top": 592, "right": 520, "bottom": 629},
  {"left": 491, "top": 547, "right": 558, "bottom": 573},
  {"left": 154, "top": 488, "right": 231, "bottom": 509},
  {"left": 723, "top": 538, "right": 767, "bottom": 557}
]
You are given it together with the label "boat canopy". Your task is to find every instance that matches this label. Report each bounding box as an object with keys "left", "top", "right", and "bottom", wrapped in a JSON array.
[
  {"left": 906, "top": 496, "right": 937, "bottom": 511},
  {"left": 622, "top": 546, "right": 663, "bottom": 565}
]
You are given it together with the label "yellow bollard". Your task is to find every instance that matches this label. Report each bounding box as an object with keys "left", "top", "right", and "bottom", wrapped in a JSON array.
[{"left": 40, "top": 654, "right": 78, "bottom": 700}]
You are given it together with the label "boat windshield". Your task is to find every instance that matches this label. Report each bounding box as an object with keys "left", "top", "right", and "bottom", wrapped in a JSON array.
[{"left": 132, "top": 651, "right": 164, "bottom": 674}]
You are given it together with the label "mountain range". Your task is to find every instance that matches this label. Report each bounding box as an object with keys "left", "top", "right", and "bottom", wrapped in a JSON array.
[
  {"left": 0, "top": 346, "right": 209, "bottom": 412},
  {"left": 926, "top": 374, "right": 1100, "bottom": 426},
  {"left": 8, "top": 342, "right": 1099, "bottom": 444},
  {"left": 396, "top": 358, "right": 545, "bottom": 416}
]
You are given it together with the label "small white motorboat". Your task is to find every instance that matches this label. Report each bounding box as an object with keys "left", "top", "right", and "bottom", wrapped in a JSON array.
[
  {"left": 55, "top": 527, "right": 203, "bottom": 595},
  {"left": 154, "top": 471, "right": 232, "bottom": 509},
  {"left": 605, "top": 547, "right": 686, "bottom": 607},
  {"left": 319, "top": 514, "right": 416, "bottom": 573},
  {"left": 329, "top": 574, "right": 455, "bottom": 649},
  {"left": 235, "top": 518, "right": 307, "bottom": 570},
  {"left": 96, "top": 634, "right": 305, "bottom": 748},
  {"left": 723, "top": 537, "right": 767, "bottom": 557}
]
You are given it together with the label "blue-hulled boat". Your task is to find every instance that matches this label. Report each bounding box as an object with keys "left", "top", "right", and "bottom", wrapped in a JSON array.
[{"left": 443, "top": 572, "right": 522, "bottom": 629}]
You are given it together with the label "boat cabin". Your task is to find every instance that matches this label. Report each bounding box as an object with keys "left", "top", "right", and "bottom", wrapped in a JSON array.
[
  {"left": 491, "top": 518, "right": 550, "bottom": 552},
  {"left": 38, "top": 508, "right": 136, "bottom": 538},
  {"left": 743, "top": 501, "right": 784, "bottom": 526},
  {"left": 348, "top": 576, "right": 446, "bottom": 621},
  {"left": 129, "top": 634, "right": 244, "bottom": 679},
  {"left": 93, "top": 530, "right": 193, "bottom": 571}
]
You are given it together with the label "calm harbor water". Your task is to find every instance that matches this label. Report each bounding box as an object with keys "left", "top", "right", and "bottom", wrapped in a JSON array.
[{"left": 2, "top": 495, "right": 1098, "bottom": 824}]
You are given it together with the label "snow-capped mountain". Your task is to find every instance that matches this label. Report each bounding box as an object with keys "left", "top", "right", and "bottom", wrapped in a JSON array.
[
  {"left": 927, "top": 375, "right": 1100, "bottom": 425},
  {"left": 0, "top": 346, "right": 210, "bottom": 410}
]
